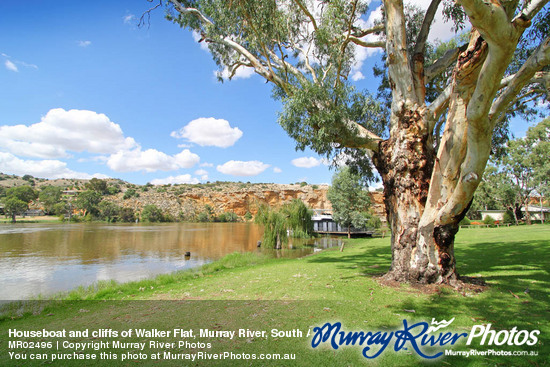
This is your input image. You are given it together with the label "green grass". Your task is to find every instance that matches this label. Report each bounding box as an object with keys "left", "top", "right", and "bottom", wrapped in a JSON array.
[{"left": 0, "top": 225, "right": 548, "bottom": 366}]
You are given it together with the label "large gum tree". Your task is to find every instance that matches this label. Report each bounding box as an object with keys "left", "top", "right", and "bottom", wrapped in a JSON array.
[{"left": 151, "top": 0, "right": 550, "bottom": 285}]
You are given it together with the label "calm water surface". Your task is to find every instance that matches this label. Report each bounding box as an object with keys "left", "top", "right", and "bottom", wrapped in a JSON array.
[{"left": 0, "top": 222, "right": 340, "bottom": 300}]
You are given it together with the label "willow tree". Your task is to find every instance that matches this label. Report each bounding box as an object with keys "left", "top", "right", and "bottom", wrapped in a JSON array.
[{"left": 156, "top": 0, "right": 549, "bottom": 285}]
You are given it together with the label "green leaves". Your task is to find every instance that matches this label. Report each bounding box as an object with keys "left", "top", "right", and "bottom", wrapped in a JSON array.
[{"left": 327, "top": 167, "right": 374, "bottom": 231}]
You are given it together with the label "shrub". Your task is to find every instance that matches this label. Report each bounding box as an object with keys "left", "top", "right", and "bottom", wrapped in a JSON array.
[
  {"left": 502, "top": 210, "right": 515, "bottom": 224},
  {"left": 483, "top": 216, "right": 495, "bottom": 225},
  {"left": 459, "top": 217, "right": 471, "bottom": 225}
]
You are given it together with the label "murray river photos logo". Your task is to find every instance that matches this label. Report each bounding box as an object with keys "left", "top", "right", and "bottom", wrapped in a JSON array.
[{"left": 310, "top": 318, "right": 540, "bottom": 359}]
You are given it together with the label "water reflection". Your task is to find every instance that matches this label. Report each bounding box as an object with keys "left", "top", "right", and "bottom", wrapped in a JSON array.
[{"left": 0, "top": 222, "right": 341, "bottom": 300}]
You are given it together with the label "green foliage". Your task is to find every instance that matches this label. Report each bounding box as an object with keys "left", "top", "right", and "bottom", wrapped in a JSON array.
[
  {"left": 197, "top": 205, "right": 216, "bottom": 222},
  {"left": 119, "top": 207, "right": 136, "bottom": 223},
  {"left": 98, "top": 201, "right": 120, "bottom": 222},
  {"left": 503, "top": 210, "right": 516, "bottom": 225},
  {"left": 85, "top": 178, "right": 109, "bottom": 194},
  {"left": 255, "top": 200, "right": 313, "bottom": 248},
  {"left": 123, "top": 188, "right": 139, "bottom": 200},
  {"left": 3, "top": 197, "right": 28, "bottom": 222},
  {"left": 52, "top": 202, "right": 69, "bottom": 216},
  {"left": 39, "top": 186, "right": 63, "bottom": 214},
  {"left": 244, "top": 211, "right": 253, "bottom": 221},
  {"left": 141, "top": 205, "right": 168, "bottom": 223},
  {"left": 107, "top": 185, "right": 121, "bottom": 195},
  {"left": 6, "top": 185, "right": 37, "bottom": 204},
  {"left": 327, "top": 167, "right": 373, "bottom": 233},
  {"left": 459, "top": 217, "right": 471, "bottom": 226},
  {"left": 217, "top": 212, "right": 240, "bottom": 223},
  {"left": 483, "top": 216, "right": 496, "bottom": 226},
  {"left": 74, "top": 190, "right": 102, "bottom": 217},
  {"left": 255, "top": 205, "right": 288, "bottom": 248}
]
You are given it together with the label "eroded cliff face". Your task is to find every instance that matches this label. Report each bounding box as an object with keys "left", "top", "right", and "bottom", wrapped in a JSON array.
[{"left": 109, "top": 183, "right": 335, "bottom": 219}]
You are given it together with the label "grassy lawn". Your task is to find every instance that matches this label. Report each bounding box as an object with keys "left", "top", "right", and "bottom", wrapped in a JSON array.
[{"left": 0, "top": 225, "right": 548, "bottom": 366}]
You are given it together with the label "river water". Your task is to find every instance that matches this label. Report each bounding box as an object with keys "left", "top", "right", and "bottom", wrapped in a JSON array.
[{"left": 0, "top": 222, "right": 341, "bottom": 300}]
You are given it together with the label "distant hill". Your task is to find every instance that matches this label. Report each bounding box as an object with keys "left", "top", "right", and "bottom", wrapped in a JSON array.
[{"left": 0, "top": 173, "right": 386, "bottom": 221}]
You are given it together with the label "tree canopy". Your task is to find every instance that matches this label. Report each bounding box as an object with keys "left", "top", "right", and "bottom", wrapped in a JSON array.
[
  {"left": 158, "top": 0, "right": 549, "bottom": 285},
  {"left": 327, "top": 167, "right": 375, "bottom": 237}
]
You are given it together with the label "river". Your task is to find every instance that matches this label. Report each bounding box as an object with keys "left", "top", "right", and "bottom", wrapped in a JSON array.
[{"left": 0, "top": 222, "right": 341, "bottom": 300}]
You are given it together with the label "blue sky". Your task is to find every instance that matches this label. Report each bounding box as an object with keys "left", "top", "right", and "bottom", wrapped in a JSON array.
[{"left": 0, "top": 1, "right": 537, "bottom": 186}]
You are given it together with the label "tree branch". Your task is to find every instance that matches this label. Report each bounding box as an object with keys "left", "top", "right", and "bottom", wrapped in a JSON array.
[
  {"left": 514, "top": 0, "right": 550, "bottom": 23},
  {"left": 424, "top": 44, "right": 468, "bottom": 82},
  {"left": 411, "top": 0, "right": 442, "bottom": 102},
  {"left": 383, "top": 0, "right": 417, "bottom": 117},
  {"left": 292, "top": 0, "right": 318, "bottom": 31},
  {"left": 352, "top": 24, "right": 385, "bottom": 38},
  {"left": 489, "top": 37, "right": 550, "bottom": 122},
  {"left": 457, "top": 0, "right": 516, "bottom": 48},
  {"left": 348, "top": 37, "right": 385, "bottom": 48}
]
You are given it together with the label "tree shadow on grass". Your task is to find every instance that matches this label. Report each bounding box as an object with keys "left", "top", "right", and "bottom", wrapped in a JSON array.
[{"left": 305, "top": 238, "right": 549, "bottom": 365}]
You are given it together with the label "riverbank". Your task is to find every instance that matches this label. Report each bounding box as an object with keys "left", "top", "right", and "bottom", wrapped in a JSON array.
[{"left": 1, "top": 225, "right": 548, "bottom": 366}]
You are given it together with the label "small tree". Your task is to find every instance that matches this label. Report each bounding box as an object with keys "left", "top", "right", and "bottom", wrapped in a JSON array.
[
  {"left": 74, "top": 190, "right": 102, "bottom": 217},
  {"left": 98, "top": 201, "right": 120, "bottom": 222},
  {"left": 119, "top": 207, "right": 136, "bottom": 223},
  {"left": 6, "top": 185, "right": 37, "bottom": 204},
  {"left": 255, "top": 200, "right": 313, "bottom": 248},
  {"left": 4, "top": 198, "right": 28, "bottom": 223},
  {"left": 327, "top": 167, "right": 373, "bottom": 238},
  {"left": 39, "top": 186, "right": 63, "bottom": 214},
  {"left": 85, "top": 178, "right": 109, "bottom": 194},
  {"left": 141, "top": 204, "right": 165, "bottom": 222}
]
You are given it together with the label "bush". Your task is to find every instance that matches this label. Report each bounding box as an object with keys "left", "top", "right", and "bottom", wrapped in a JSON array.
[
  {"left": 483, "top": 216, "right": 495, "bottom": 225},
  {"left": 459, "top": 217, "right": 471, "bottom": 225},
  {"left": 141, "top": 205, "right": 165, "bottom": 222},
  {"left": 502, "top": 210, "right": 515, "bottom": 224}
]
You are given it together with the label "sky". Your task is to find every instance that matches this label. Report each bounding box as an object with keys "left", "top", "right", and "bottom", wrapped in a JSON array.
[{"left": 0, "top": 1, "right": 537, "bottom": 186}]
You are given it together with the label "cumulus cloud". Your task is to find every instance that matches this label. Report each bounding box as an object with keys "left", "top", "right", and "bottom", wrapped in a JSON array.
[
  {"left": 273, "top": 167, "right": 282, "bottom": 173},
  {"left": 78, "top": 40, "right": 92, "bottom": 47},
  {"left": 291, "top": 157, "right": 322, "bottom": 168},
  {"left": 407, "top": 0, "right": 462, "bottom": 42},
  {"left": 0, "top": 108, "right": 137, "bottom": 158},
  {"left": 171, "top": 117, "right": 243, "bottom": 148},
  {"left": 5, "top": 60, "right": 18, "bottom": 72},
  {"left": 217, "top": 160, "right": 270, "bottom": 176},
  {"left": 194, "top": 169, "right": 209, "bottom": 181},
  {"left": 0, "top": 152, "right": 107, "bottom": 179},
  {"left": 150, "top": 174, "right": 200, "bottom": 185},
  {"left": 107, "top": 148, "right": 199, "bottom": 173},
  {"left": 216, "top": 66, "right": 255, "bottom": 80}
]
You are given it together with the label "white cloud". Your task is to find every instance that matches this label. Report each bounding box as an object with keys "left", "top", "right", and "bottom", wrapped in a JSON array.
[
  {"left": 0, "top": 108, "right": 137, "bottom": 158},
  {"left": 217, "top": 160, "right": 270, "bottom": 176},
  {"left": 0, "top": 152, "right": 107, "bottom": 180},
  {"left": 351, "top": 71, "right": 365, "bottom": 81},
  {"left": 78, "top": 40, "right": 92, "bottom": 47},
  {"left": 172, "top": 117, "right": 243, "bottom": 148},
  {"left": 123, "top": 14, "right": 135, "bottom": 24},
  {"left": 273, "top": 167, "right": 282, "bottom": 173},
  {"left": 195, "top": 169, "right": 209, "bottom": 181},
  {"left": 368, "top": 181, "right": 384, "bottom": 192},
  {"left": 291, "top": 157, "right": 322, "bottom": 168},
  {"left": 191, "top": 31, "right": 254, "bottom": 80},
  {"left": 216, "top": 66, "right": 255, "bottom": 80},
  {"left": 407, "top": 0, "right": 462, "bottom": 42},
  {"left": 200, "top": 162, "right": 214, "bottom": 167},
  {"left": 192, "top": 31, "right": 210, "bottom": 52},
  {"left": 5, "top": 60, "right": 18, "bottom": 72},
  {"left": 107, "top": 148, "right": 199, "bottom": 173},
  {"left": 150, "top": 174, "right": 200, "bottom": 185}
]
